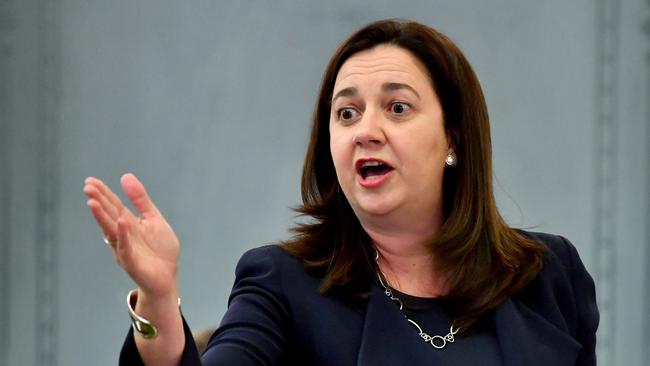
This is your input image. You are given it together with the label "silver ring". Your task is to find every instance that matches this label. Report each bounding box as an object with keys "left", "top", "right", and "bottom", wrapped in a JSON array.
[{"left": 103, "top": 237, "right": 117, "bottom": 247}]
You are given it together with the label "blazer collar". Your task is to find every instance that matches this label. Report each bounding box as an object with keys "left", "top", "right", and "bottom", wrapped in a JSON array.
[{"left": 356, "top": 282, "right": 581, "bottom": 366}]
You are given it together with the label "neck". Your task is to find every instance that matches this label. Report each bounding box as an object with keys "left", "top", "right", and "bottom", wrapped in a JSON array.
[{"left": 362, "top": 219, "right": 449, "bottom": 298}]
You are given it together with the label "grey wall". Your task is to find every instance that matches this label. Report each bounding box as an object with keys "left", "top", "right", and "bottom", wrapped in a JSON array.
[{"left": 2, "top": 1, "right": 648, "bottom": 365}]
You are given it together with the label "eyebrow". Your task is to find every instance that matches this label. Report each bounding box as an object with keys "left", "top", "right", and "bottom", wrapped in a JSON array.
[
  {"left": 382, "top": 82, "right": 420, "bottom": 99},
  {"left": 331, "top": 82, "right": 420, "bottom": 104},
  {"left": 332, "top": 87, "right": 358, "bottom": 104}
]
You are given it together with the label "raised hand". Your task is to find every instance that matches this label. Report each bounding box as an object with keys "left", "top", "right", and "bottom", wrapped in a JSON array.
[
  {"left": 83, "top": 173, "right": 180, "bottom": 298},
  {"left": 84, "top": 173, "right": 185, "bottom": 365}
]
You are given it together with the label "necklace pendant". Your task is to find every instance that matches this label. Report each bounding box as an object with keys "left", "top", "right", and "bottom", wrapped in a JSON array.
[
  {"left": 376, "top": 264, "right": 460, "bottom": 351},
  {"left": 430, "top": 335, "right": 448, "bottom": 349}
]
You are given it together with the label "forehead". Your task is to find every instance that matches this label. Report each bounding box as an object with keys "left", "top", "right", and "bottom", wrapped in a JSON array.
[{"left": 333, "top": 44, "right": 431, "bottom": 93}]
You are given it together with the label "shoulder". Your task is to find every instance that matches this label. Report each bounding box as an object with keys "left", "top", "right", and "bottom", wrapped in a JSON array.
[
  {"left": 513, "top": 230, "right": 599, "bottom": 364},
  {"left": 232, "top": 245, "right": 321, "bottom": 300},
  {"left": 232, "top": 244, "right": 357, "bottom": 311},
  {"left": 514, "top": 230, "right": 599, "bottom": 335},
  {"left": 517, "top": 230, "right": 591, "bottom": 284},
  {"left": 235, "top": 244, "right": 305, "bottom": 277}
]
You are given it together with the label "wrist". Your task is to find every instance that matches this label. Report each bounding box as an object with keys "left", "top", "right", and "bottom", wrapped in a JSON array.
[
  {"left": 136, "top": 287, "right": 179, "bottom": 309},
  {"left": 128, "top": 289, "right": 181, "bottom": 339},
  {"left": 136, "top": 270, "right": 179, "bottom": 301}
]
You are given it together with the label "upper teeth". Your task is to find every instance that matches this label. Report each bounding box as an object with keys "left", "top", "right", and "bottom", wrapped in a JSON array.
[{"left": 362, "top": 161, "right": 383, "bottom": 168}]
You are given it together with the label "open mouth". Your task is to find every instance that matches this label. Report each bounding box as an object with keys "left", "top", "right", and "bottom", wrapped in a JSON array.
[{"left": 356, "top": 159, "right": 394, "bottom": 180}]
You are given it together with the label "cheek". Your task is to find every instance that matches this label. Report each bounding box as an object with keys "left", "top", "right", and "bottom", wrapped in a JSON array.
[
  {"left": 403, "top": 131, "right": 447, "bottom": 176},
  {"left": 330, "top": 130, "right": 354, "bottom": 182},
  {"left": 329, "top": 130, "right": 348, "bottom": 175}
]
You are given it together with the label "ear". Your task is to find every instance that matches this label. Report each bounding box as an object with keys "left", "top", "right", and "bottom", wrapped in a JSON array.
[{"left": 445, "top": 125, "right": 459, "bottom": 153}]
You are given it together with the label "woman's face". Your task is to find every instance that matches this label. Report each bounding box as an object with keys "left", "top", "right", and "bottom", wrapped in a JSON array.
[{"left": 329, "top": 44, "right": 450, "bottom": 225}]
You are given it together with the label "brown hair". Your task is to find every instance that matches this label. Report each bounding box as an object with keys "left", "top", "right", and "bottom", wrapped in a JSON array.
[{"left": 282, "top": 19, "right": 545, "bottom": 332}]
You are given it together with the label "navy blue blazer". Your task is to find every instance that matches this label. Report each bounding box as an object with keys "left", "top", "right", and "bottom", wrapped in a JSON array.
[{"left": 120, "top": 231, "right": 599, "bottom": 365}]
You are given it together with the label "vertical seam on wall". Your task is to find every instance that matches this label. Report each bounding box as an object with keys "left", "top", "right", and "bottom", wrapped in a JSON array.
[
  {"left": 0, "top": 1, "right": 13, "bottom": 365},
  {"left": 645, "top": 62, "right": 650, "bottom": 366},
  {"left": 593, "top": 0, "right": 620, "bottom": 364},
  {"left": 644, "top": 3, "right": 650, "bottom": 363},
  {"left": 35, "top": 1, "right": 60, "bottom": 365}
]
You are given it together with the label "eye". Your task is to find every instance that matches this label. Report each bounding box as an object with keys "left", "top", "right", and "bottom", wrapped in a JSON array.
[
  {"left": 390, "top": 102, "right": 411, "bottom": 115},
  {"left": 337, "top": 107, "right": 360, "bottom": 122}
]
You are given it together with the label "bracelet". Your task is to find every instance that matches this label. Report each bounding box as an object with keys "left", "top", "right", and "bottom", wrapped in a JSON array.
[{"left": 127, "top": 289, "right": 181, "bottom": 339}]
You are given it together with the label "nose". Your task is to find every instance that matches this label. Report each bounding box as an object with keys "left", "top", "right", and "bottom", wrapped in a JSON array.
[{"left": 352, "top": 111, "right": 386, "bottom": 147}]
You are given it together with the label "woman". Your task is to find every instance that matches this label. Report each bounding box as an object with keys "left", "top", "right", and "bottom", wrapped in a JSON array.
[{"left": 83, "top": 19, "right": 598, "bottom": 365}]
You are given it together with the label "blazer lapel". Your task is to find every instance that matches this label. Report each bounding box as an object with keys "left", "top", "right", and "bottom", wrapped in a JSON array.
[
  {"left": 356, "top": 282, "right": 433, "bottom": 365},
  {"left": 494, "top": 298, "right": 582, "bottom": 366}
]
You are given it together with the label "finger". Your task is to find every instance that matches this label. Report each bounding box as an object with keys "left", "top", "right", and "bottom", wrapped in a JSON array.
[
  {"left": 83, "top": 184, "right": 120, "bottom": 220},
  {"left": 85, "top": 177, "right": 125, "bottom": 215},
  {"left": 120, "top": 173, "right": 160, "bottom": 219},
  {"left": 116, "top": 217, "right": 138, "bottom": 277},
  {"left": 86, "top": 198, "right": 118, "bottom": 239},
  {"left": 113, "top": 218, "right": 128, "bottom": 268}
]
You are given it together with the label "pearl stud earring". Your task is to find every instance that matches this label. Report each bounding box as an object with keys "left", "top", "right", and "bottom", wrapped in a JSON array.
[{"left": 445, "top": 152, "right": 457, "bottom": 167}]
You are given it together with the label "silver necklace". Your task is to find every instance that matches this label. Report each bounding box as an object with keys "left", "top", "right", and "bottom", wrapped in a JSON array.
[{"left": 375, "top": 258, "right": 460, "bottom": 350}]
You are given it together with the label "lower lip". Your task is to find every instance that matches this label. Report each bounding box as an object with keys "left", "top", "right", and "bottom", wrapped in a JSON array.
[{"left": 358, "top": 170, "right": 393, "bottom": 188}]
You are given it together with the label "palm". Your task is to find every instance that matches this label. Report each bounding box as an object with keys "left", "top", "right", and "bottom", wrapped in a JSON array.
[
  {"left": 126, "top": 215, "right": 179, "bottom": 293},
  {"left": 84, "top": 173, "right": 180, "bottom": 297}
]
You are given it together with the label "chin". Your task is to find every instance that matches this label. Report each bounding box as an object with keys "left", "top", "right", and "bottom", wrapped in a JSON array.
[{"left": 353, "top": 200, "right": 398, "bottom": 218}]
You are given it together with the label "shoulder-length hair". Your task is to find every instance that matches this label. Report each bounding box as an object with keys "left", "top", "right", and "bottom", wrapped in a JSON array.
[{"left": 283, "top": 19, "right": 545, "bottom": 332}]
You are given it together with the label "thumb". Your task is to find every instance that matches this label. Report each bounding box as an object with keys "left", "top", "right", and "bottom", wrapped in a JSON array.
[{"left": 120, "top": 173, "right": 160, "bottom": 219}]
